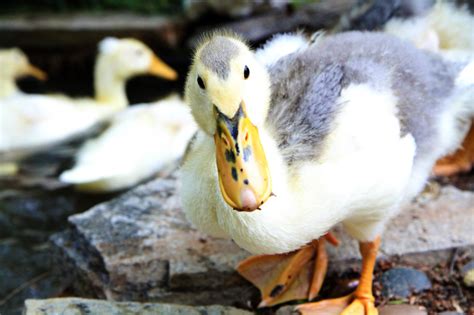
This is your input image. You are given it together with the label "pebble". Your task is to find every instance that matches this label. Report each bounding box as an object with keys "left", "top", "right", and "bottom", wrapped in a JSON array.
[
  {"left": 380, "top": 267, "right": 432, "bottom": 298},
  {"left": 461, "top": 260, "right": 474, "bottom": 287}
]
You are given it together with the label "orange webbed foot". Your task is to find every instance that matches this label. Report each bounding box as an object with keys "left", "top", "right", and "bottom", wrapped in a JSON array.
[
  {"left": 296, "top": 237, "right": 381, "bottom": 315},
  {"left": 237, "top": 233, "right": 338, "bottom": 307},
  {"left": 296, "top": 293, "right": 378, "bottom": 315}
]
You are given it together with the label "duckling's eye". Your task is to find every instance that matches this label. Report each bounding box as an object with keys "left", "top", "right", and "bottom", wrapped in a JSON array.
[
  {"left": 244, "top": 66, "right": 250, "bottom": 79},
  {"left": 134, "top": 49, "right": 144, "bottom": 57},
  {"left": 197, "top": 76, "right": 205, "bottom": 89}
]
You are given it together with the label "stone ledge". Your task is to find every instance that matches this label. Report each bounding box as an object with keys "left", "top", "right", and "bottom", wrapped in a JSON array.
[
  {"left": 0, "top": 14, "right": 181, "bottom": 31},
  {"left": 24, "top": 298, "right": 252, "bottom": 315},
  {"left": 51, "top": 172, "right": 474, "bottom": 305},
  {"left": 0, "top": 14, "right": 185, "bottom": 48}
]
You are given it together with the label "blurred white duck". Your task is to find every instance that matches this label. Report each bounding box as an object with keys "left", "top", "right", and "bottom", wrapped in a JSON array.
[
  {"left": 385, "top": 2, "right": 474, "bottom": 176},
  {"left": 0, "top": 48, "right": 47, "bottom": 98},
  {"left": 0, "top": 37, "right": 177, "bottom": 158},
  {"left": 384, "top": 2, "right": 474, "bottom": 62},
  {"left": 57, "top": 32, "right": 309, "bottom": 193},
  {"left": 180, "top": 31, "right": 473, "bottom": 314},
  {"left": 60, "top": 94, "right": 196, "bottom": 192}
]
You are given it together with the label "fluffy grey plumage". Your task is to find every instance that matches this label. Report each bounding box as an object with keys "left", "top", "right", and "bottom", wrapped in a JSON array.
[
  {"left": 266, "top": 31, "right": 463, "bottom": 166},
  {"left": 200, "top": 36, "right": 239, "bottom": 79}
]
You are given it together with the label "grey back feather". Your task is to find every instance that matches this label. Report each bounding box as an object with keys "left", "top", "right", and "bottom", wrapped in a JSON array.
[{"left": 266, "top": 31, "right": 462, "bottom": 166}]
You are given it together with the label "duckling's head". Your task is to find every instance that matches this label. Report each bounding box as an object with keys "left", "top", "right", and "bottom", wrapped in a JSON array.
[
  {"left": 97, "top": 37, "right": 177, "bottom": 81},
  {"left": 185, "top": 33, "right": 272, "bottom": 212},
  {"left": 0, "top": 48, "right": 47, "bottom": 81}
]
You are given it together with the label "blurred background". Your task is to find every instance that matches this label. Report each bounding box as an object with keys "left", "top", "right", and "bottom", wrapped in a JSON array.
[
  {"left": 0, "top": 1, "right": 473, "bottom": 315},
  {"left": 3, "top": 0, "right": 460, "bottom": 103}
]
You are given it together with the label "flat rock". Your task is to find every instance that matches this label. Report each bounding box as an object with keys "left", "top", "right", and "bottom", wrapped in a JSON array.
[
  {"left": 378, "top": 305, "right": 427, "bottom": 315},
  {"left": 0, "top": 14, "right": 184, "bottom": 48},
  {"left": 380, "top": 267, "right": 432, "bottom": 298},
  {"left": 23, "top": 298, "right": 252, "bottom": 315},
  {"left": 51, "top": 173, "right": 474, "bottom": 304}
]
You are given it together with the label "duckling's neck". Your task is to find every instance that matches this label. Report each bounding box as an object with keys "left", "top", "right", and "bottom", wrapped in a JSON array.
[
  {"left": 0, "top": 78, "right": 19, "bottom": 98},
  {"left": 216, "top": 128, "right": 330, "bottom": 254},
  {"left": 94, "top": 56, "right": 128, "bottom": 108}
]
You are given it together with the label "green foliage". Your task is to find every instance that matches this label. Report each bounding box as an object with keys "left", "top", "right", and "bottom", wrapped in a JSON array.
[
  {"left": 290, "top": 0, "right": 320, "bottom": 8},
  {"left": 0, "top": 0, "right": 182, "bottom": 15}
]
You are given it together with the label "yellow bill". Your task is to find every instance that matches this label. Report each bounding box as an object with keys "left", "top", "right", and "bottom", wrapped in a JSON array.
[
  {"left": 25, "top": 64, "right": 47, "bottom": 81},
  {"left": 214, "top": 103, "right": 272, "bottom": 212},
  {"left": 149, "top": 55, "right": 178, "bottom": 80}
]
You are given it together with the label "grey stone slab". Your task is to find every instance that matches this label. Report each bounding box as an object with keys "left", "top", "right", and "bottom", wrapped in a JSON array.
[
  {"left": 0, "top": 14, "right": 185, "bottom": 48},
  {"left": 51, "top": 172, "right": 474, "bottom": 304},
  {"left": 24, "top": 298, "right": 253, "bottom": 315},
  {"left": 378, "top": 305, "right": 427, "bottom": 315}
]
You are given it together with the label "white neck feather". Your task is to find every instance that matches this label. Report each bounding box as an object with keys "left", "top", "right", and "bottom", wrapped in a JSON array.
[
  {"left": 0, "top": 78, "right": 19, "bottom": 98},
  {"left": 94, "top": 55, "right": 128, "bottom": 108},
  {"left": 213, "top": 128, "right": 331, "bottom": 255}
]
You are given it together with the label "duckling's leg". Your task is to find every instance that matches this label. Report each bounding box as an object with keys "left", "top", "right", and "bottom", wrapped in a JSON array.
[
  {"left": 296, "top": 237, "right": 380, "bottom": 315},
  {"left": 237, "top": 233, "right": 338, "bottom": 307},
  {"left": 434, "top": 122, "right": 474, "bottom": 176}
]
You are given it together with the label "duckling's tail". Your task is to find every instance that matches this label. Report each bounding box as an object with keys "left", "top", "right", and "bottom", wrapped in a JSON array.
[{"left": 384, "top": 1, "right": 474, "bottom": 62}]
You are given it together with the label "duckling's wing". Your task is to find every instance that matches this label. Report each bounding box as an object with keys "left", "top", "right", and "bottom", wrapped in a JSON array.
[{"left": 266, "top": 32, "right": 468, "bottom": 170}]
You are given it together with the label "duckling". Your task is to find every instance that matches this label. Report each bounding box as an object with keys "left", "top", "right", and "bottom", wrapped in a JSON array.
[
  {"left": 0, "top": 37, "right": 177, "bottom": 158},
  {"left": 384, "top": 2, "right": 474, "bottom": 176},
  {"left": 59, "top": 94, "right": 196, "bottom": 192},
  {"left": 384, "top": 1, "right": 474, "bottom": 63},
  {"left": 180, "top": 31, "right": 473, "bottom": 313},
  {"left": 0, "top": 48, "right": 47, "bottom": 99}
]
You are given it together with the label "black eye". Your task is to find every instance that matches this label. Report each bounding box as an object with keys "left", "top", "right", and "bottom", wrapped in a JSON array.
[
  {"left": 197, "top": 76, "right": 205, "bottom": 89},
  {"left": 244, "top": 66, "right": 250, "bottom": 79},
  {"left": 135, "top": 49, "right": 143, "bottom": 56}
]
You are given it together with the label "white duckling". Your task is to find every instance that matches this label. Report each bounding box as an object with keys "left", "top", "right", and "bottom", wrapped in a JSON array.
[
  {"left": 180, "top": 32, "right": 473, "bottom": 313},
  {"left": 0, "top": 37, "right": 177, "bottom": 159},
  {"left": 385, "top": 2, "right": 474, "bottom": 176},
  {"left": 384, "top": 2, "right": 474, "bottom": 63},
  {"left": 59, "top": 94, "right": 196, "bottom": 192},
  {"left": 0, "top": 48, "right": 47, "bottom": 99}
]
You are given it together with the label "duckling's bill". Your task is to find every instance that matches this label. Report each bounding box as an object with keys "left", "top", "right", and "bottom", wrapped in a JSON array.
[
  {"left": 25, "top": 64, "right": 47, "bottom": 81},
  {"left": 148, "top": 55, "right": 178, "bottom": 80},
  {"left": 214, "top": 102, "right": 272, "bottom": 212}
]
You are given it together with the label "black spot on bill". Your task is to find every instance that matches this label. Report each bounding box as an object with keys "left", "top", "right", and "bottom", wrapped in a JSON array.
[
  {"left": 231, "top": 167, "right": 238, "bottom": 181},
  {"left": 225, "top": 150, "right": 236, "bottom": 163}
]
